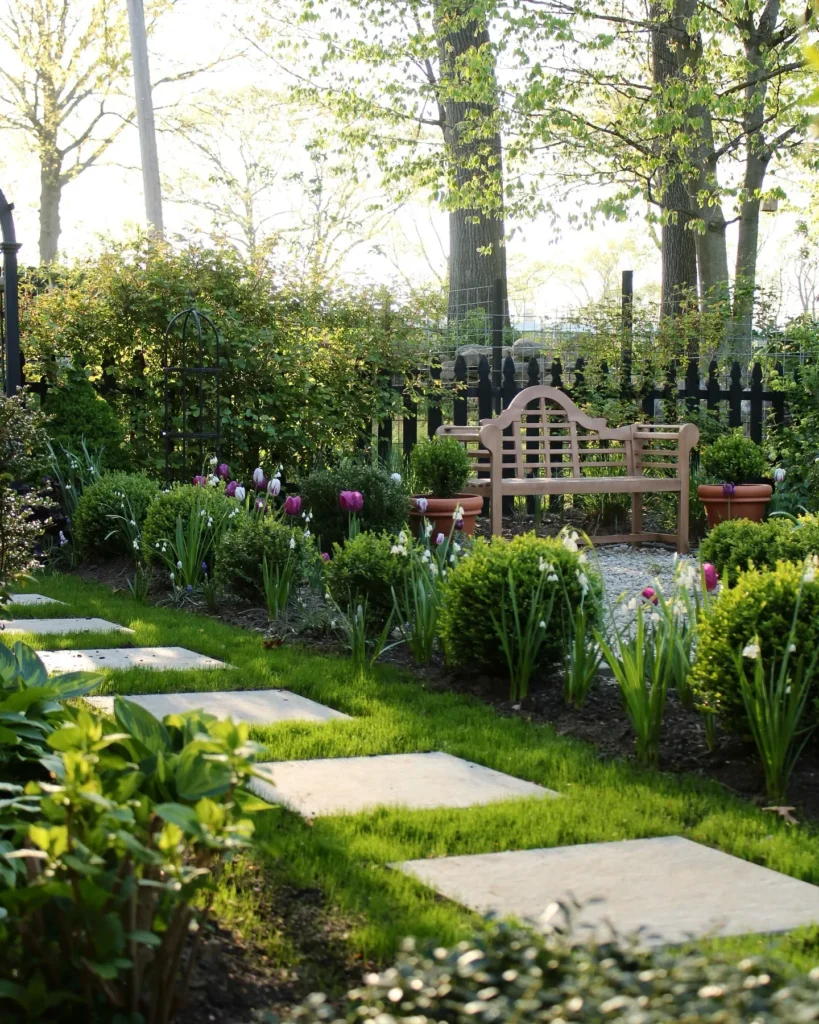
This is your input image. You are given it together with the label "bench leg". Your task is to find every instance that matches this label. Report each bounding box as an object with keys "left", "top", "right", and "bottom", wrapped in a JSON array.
[
  {"left": 490, "top": 488, "right": 503, "bottom": 536},
  {"left": 677, "top": 486, "right": 690, "bottom": 554},
  {"left": 631, "top": 492, "right": 643, "bottom": 544}
]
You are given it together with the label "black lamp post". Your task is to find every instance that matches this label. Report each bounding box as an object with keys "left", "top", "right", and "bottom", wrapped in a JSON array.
[{"left": 0, "top": 187, "right": 22, "bottom": 397}]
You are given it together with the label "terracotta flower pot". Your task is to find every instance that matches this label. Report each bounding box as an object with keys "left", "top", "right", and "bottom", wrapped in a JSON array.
[
  {"left": 409, "top": 493, "right": 484, "bottom": 539},
  {"left": 697, "top": 483, "right": 772, "bottom": 528}
]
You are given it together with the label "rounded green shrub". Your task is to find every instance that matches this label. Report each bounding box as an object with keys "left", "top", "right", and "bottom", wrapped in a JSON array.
[
  {"left": 44, "top": 373, "right": 126, "bottom": 468},
  {"left": 411, "top": 435, "right": 471, "bottom": 497},
  {"left": 215, "top": 515, "right": 307, "bottom": 600},
  {"left": 71, "top": 471, "right": 159, "bottom": 557},
  {"left": 691, "top": 560, "right": 819, "bottom": 732},
  {"left": 301, "top": 463, "right": 407, "bottom": 550},
  {"left": 282, "top": 920, "right": 819, "bottom": 1024},
  {"left": 323, "top": 531, "right": 410, "bottom": 627},
  {"left": 699, "top": 515, "right": 819, "bottom": 586},
  {"left": 700, "top": 428, "right": 767, "bottom": 484},
  {"left": 439, "top": 532, "right": 601, "bottom": 674},
  {"left": 142, "top": 485, "right": 237, "bottom": 562}
]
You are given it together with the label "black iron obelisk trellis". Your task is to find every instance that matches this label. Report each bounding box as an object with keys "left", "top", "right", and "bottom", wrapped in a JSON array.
[
  {"left": 161, "top": 308, "right": 221, "bottom": 484},
  {"left": 0, "top": 188, "right": 22, "bottom": 397}
]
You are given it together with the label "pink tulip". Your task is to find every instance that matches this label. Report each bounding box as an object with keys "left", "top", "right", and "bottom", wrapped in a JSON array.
[
  {"left": 284, "top": 495, "right": 302, "bottom": 516},
  {"left": 321, "top": 552, "right": 330, "bottom": 562},
  {"left": 339, "top": 490, "right": 364, "bottom": 513},
  {"left": 225, "top": 480, "right": 238, "bottom": 498},
  {"left": 192, "top": 475, "right": 207, "bottom": 487},
  {"left": 641, "top": 586, "right": 658, "bottom": 604},
  {"left": 702, "top": 562, "right": 719, "bottom": 591}
]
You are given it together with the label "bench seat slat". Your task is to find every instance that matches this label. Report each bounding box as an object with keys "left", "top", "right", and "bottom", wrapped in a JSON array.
[{"left": 467, "top": 475, "right": 682, "bottom": 495}]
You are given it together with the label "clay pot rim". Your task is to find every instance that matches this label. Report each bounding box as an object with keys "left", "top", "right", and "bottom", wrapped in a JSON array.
[
  {"left": 409, "top": 493, "right": 483, "bottom": 509},
  {"left": 697, "top": 483, "right": 772, "bottom": 498}
]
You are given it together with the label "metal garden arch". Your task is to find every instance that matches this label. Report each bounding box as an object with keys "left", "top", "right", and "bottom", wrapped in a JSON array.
[{"left": 0, "top": 187, "right": 21, "bottom": 397}]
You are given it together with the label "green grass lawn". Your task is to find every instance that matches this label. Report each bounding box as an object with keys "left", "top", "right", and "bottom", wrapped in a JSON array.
[{"left": 6, "top": 572, "right": 819, "bottom": 979}]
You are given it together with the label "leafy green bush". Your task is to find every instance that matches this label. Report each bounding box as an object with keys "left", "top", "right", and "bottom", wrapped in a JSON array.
[
  {"left": 277, "top": 920, "right": 819, "bottom": 1024},
  {"left": 302, "top": 463, "right": 407, "bottom": 550},
  {"left": 215, "top": 514, "right": 308, "bottom": 600},
  {"left": 699, "top": 515, "right": 819, "bottom": 586},
  {"left": 71, "top": 471, "right": 159, "bottom": 557},
  {"left": 700, "top": 428, "right": 767, "bottom": 484},
  {"left": 0, "top": 642, "right": 265, "bottom": 1024},
  {"left": 142, "top": 484, "right": 239, "bottom": 562},
  {"left": 411, "top": 436, "right": 472, "bottom": 497},
  {"left": 0, "top": 480, "right": 50, "bottom": 594},
  {"left": 691, "top": 561, "right": 819, "bottom": 732},
  {"left": 0, "top": 395, "right": 49, "bottom": 483},
  {"left": 439, "top": 532, "right": 601, "bottom": 674},
  {"left": 324, "top": 531, "right": 410, "bottom": 628},
  {"left": 43, "top": 371, "right": 125, "bottom": 468}
]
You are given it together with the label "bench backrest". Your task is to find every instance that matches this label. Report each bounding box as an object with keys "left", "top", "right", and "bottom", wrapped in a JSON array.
[{"left": 477, "top": 386, "right": 697, "bottom": 480}]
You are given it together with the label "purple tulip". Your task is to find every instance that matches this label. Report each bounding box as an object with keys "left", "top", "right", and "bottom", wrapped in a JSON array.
[
  {"left": 225, "top": 480, "right": 238, "bottom": 497},
  {"left": 642, "top": 586, "right": 658, "bottom": 604},
  {"left": 702, "top": 562, "right": 719, "bottom": 592},
  {"left": 454, "top": 517, "right": 464, "bottom": 531},
  {"left": 435, "top": 532, "right": 445, "bottom": 546},
  {"left": 321, "top": 551, "right": 330, "bottom": 562},
  {"left": 192, "top": 474, "right": 207, "bottom": 487},
  {"left": 268, "top": 477, "right": 281, "bottom": 497},
  {"left": 255, "top": 499, "right": 265, "bottom": 510},
  {"left": 773, "top": 467, "right": 786, "bottom": 484},
  {"left": 253, "top": 467, "right": 266, "bottom": 490},
  {"left": 722, "top": 482, "right": 737, "bottom": 498},
  {"left": 218, "top": 462, "right": 230, "bottom": 480},
  {"left": 416, "top": 497, "right": 428, "bottom": 513},
  {"left": 284, "top": 495, "right": 302, "bottom": 516},
  {"left": 339, "top": 490, "right": 364, "bottom": 513}
]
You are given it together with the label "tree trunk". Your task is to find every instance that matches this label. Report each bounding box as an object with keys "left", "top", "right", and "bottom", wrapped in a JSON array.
[
  {"left": 434, "top": 3, "right": 508, "bottom": 321},
  {"left": 38, "top": 143, "right": 63, "bottom": 265},
  {"left": 651, "top": 1, "right": 698, "bottom": 320}
]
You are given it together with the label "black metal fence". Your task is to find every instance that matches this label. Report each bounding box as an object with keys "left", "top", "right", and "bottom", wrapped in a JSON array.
[{"left": 369, "top": 353, "right": 789, "bottom": 462}]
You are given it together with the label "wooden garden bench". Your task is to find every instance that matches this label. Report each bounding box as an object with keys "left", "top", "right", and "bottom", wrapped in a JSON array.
[{"left": 437, "top": 385, "right": 699, "bottom": 553}]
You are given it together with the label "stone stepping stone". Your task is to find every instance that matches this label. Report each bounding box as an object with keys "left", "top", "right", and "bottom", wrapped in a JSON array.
[
  {"left": 251, "top": 752, "right": 556, "bottom": 818},
  {"left": 7, "top": 594, "right": 63, "bottom": 606},
  {"left": 36, "top": 647, "right": 226, "bottom": 673},
  {"left": 1, "top": 617, "right": 133, "bottom": 636},
  {"left": 395, "top": 836, "right": 819, "bottom": 946},
  {"left": 87, "top": 689, "right": 349, "bottom": 724}
]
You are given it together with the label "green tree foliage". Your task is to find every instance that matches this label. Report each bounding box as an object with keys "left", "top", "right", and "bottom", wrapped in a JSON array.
[{"left": 19, "top": 238, "right": 424, "bottom": 477}]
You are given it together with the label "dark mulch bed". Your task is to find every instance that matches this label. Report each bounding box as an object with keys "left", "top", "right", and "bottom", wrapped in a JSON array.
[{"left": 178, "top": 866, "right": 372, "bottom": 1024}]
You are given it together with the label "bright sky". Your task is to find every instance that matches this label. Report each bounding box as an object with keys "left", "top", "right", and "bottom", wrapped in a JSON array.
[{"left": 0, "top": 0, "right": 809, "bottom": 319}]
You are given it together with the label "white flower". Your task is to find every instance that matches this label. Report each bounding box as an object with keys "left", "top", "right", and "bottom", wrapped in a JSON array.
[
  {"left": 742, "top": 642, "right": 761, "bottom": 660},
  {"left": 390, "top": 544, "right": 408, "bottom": 557},
  {"left": 304, "top": 529, "right": 311, "bottom": 539},
  {"left": 802, "top": 554, "right": 819, "bottom": 584},
  {"left": 538, "top": 557, "right": 555, "bottom": 574},
  {"left": 391, "top": 472, "right": 402, "bottom": 483},
  {"left": 176, "top": 560, "right": 183, "bottom": 569},
  {"left": 453, "top": 542, "right": 461, "bottom": 553},
  {"left": 169, "top": 572, "right": 175, "bottom": 581},
  {"left": 422, "top": 549, "right": 431, "bottom": 561},
  {"left": 398, "top": 530, "right": 407, "bottom": 545},
  {"left": 626, "top": 597, "right": 639, "bottom": 612},
  {"left": 547, "top": 573, "right": 558, "bottom": 583},
  {"left": 416, "top": 497, "right": 428, "bottom": 513},
  {"left": 562, "top": 530, "right": 579, "bottom": 553},
  {"left": 207, "top": 517, "right": 213, "bottom": 527},
  {"left": 208, "top": 475, "right": 219, "bottom": 487},
  {"left": 235, "top": 485, "right": 246, "bottom": 502},
  {"left": 289, "top": 536, "right": 296, "bottom": 549},
  {"left": 576, "top": 569, "right": 590, "bottom": 597},
  {"left": 650, "top": 612, "right": 661, "bottom": 624},
  {"left": 788, "top": 643, "right": 797, "bottom": 653},
  {"left": 429, "top": 563, "right": 439, "bottom": 577},
  {"left": 58, "top": 531, "right": 68, "bottom": 547},
  {"left": 130, "top": 519, "right": 136, "bottom": 526},
  {"left": 155, "top": 542, "right": 160, "bottom": 549},
  {"left": 449, "top": 554, "right": 456, "bottom": 564},
  {"left": 424, "top": 521, "right": 433, "bottom": 538},
  {"left": 539, "top": 620, "right": 547, "bottom": 629},
  {"left": 268, "top": 478, "right": 281, "bottom": 497},
  {"left": 132, "top": 539, "right": 139, "bottom": 550},
  {"left": 773, "top": 467, "right": 786, "bottom": 484},
  {"left": 253, "top": 467, "right": 265, "bottom": 486},
  {"left": 200, "top": 508, "right": 206, "bottom": 517},
  {"left": 209, "top": 456, "right": 218, "bottom": 466},
  {"left": 578, "top": 551, "right": 588, "bottom": 564},
  {"left": 452, "top": 504, "right": 464, "bottom": 520}
]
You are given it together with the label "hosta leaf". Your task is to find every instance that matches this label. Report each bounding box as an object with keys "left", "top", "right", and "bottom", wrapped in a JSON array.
[
  {"left": 14, "top": 643, "right": 47, "bottom": 687},
  {"left": 114, "top": 696, "right": 170, "bottom": 755}
]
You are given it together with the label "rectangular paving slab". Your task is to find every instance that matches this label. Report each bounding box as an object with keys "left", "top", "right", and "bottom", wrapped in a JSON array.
[
  {"left": 87, "top": 689, "right": 349, "bottom": 724},
  {"left": 1, "top": 617, "right": 133, "bottom": 635},
  {"left": 7, "top": 594, "right": 63, "bottom": 606},
  {"left": 251, "top": 752, "right": 556, "bottom": 817},
  {"left": 36, "top": 647, "right": 226, "bottom": 673},
  {"left": 395, "top": 836, "right": 819, "bottom": 946}
]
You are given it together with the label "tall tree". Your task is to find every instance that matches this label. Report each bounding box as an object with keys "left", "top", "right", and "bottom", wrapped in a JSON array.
[
  {"left": 250, "top": 0, "right": 509, "bottom": 318},
  {"left": 0, "top": 0, "right": 136, "bottom": 262}
]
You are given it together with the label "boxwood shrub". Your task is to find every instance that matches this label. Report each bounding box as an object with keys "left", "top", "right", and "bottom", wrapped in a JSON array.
[
  {"left": 302, "top": 463, "right": 407, "bottom": 550},
  {"left": 699, "top": 516, "right": 819, "bottom": 586},
  {"left": 71, "top": 471, "right": 159, "bottom": 557},
  {"left": 323, "top": 531, "right": 410, "bottom": 628},
  {"left": 142, "top": 484, "right": 238, "bottom": 562},
  {"left": 691, "top": 560, "right": 819, "bottom": 732},
  {"left": 43, "top": 372, "right": 126, "bottom": 469},
  {"left": 439, "top": 532, "right": 601, "bottom": 674},
  {"left": 215, "top": 514, "right": 308, "bottom": 600},
  {"left": 278, "top": 920, "right": 819, "bottom": 1024}
]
